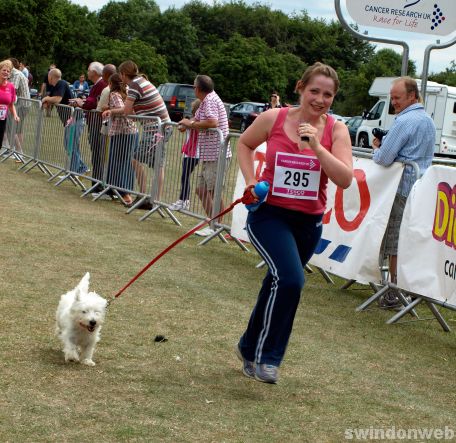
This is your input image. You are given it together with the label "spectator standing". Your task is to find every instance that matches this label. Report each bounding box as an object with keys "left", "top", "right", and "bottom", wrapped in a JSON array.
[
  {"left": 74, "top": 62, "right": 107, "bottom": 190},
  {"left": 372, "top": 76, "right": 435, "bottom": 308},
  {"left": 42, "top": 68, "right": 88, "bottom": 174},
  {"left": 19, "top": 62, "right": 29, "bottom": 79},
  {"left": 171, "top": 98, "right": 201, "bottom": 211},
  {"left": 97, "top": 64, "right": 117, "bottom": 116},
  {"left": 73, "top": 74, "right": 90, "bottom": 98},
  {"left": 96, "top": 64, "right": 118, "bottom": 195},
  {"left": 113, "top": 60, "right": 170, "bottom": 210},
  {"left": 178, "top": 75, "right": 230, "bottom": 236},
  {"left": 265, "top": 91, "right": 282, "bottom": 110},
  {"left": 39, "top": 63, "right": 56, "bottom": 98},
  {"left": 0, "top": 60, "right": 20, "bottom": 150},
  {"left": 235, "top": 62, "right": 352, "bottom": 383},
  {"left": 102, "top": 73, "right": 137, "bottom": 205},
  {"left": 8, "top": 58, "right": 30, "bottom": 159}
]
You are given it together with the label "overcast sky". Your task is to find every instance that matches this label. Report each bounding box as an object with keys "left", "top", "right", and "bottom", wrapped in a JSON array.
[{"left": 72, "top": 0, "right": 455, "bottom": 74}]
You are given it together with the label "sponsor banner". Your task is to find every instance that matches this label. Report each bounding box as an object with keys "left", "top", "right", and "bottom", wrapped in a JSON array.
[
  {"left": 398, "top": 165, "right": 456, "bottom": 305},
  {"left": 231, "top": 153, "right": 404, "bottom": 284},
  {"left": 310, "top": 157, "right": 403, "bottom": 284},
  {"left": 346, "top": 0, "right": 455, "bottom": 36}
]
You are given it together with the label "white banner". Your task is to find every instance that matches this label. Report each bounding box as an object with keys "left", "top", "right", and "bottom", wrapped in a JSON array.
[
  {"left": 346, "top": 0, "right": 456, "bottom": 36},
  {"left": 309, "top": 158, "right": 403, "bottom": 284},
  {"left": 397, "top": 165, "right": 456, "bottom": 305},
  {"left": 231, "top": 154, "right": 404, "bottom": 284},
  {"left": 231, "top": 142, "right": 267, "bottom": 242}
]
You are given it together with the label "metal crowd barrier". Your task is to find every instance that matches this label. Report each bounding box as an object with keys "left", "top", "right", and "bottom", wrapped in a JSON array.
[
  {"left": 4, "top": 98, "right": 456, "bottom": 328},
  {"left": 1, "top": 98, "right": 246, "bottom": 250}
]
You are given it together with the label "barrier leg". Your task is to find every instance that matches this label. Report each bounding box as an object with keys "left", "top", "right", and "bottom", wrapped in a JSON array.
[
  {"left": 197, "top": 226, "right": 226, "bottom": 246},
  {"left": 161, "top": 207, "right": 182, "bottom": 227},
  {"left": 48, "top": 169, "right": 67, "bottom": 182},
  {"left": 397, "top": 290, "right": 419, "bottom": 318},
  {"left": 386, "top": 296, "right": 423, "bottom": 324},
  {"left": 369, "top": 282, "right": 381, "bottom": 293},
  {"left": 425, "top": 301, "right": 451, "bottom": 332},
  {"left": 356, "top": 285, "right": 389, "bottom": 311},
  {"left": 230, "top": 236, "right": 250, "bottom": 252},
  {"left": 315, "top": 267, "right": 334, "bottom": 284},
  {"left": 138, "top": 205, "right": 161, "bottom": 222},
  {"left": 125, "top": 195, "right": 147, "bottom": 214},
  {"left": 81, "top": 182, "right": 101, "bottom": 198},
  {"left": 341, "top": 279, "right": 356, "bottom": 290}
]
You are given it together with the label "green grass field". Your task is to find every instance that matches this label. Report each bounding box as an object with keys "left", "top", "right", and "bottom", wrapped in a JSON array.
[{"left": 2, "top": 157, "right": 456, "bottom": 443}]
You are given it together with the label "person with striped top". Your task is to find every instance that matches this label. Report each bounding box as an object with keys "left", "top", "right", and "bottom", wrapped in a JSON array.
[{"left": 115, "top": 60, "right": 171, "bottom": 209}]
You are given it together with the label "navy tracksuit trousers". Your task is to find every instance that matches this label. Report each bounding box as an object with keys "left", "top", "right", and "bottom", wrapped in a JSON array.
[{"left": 239, "top": 203, "right": 323, "bottom": 366}]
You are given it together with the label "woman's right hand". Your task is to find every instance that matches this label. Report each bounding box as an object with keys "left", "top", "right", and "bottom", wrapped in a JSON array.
[
  {"left": 245, "top": 180, "right": 259, "bottom": 199},
  {"left": 101, "top": 110, "right": 111, "bottom": 119}
]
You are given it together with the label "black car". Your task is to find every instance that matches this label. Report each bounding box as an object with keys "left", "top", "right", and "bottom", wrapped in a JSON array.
[
  {"left": 345, "top": 116, "right": 363, "bottom": 146},
  {"left": 157, "top": 83, "right": 196, "bottom": 122},
  {"left": 229, "top": 102, "right": 266, "bottom": 132}
]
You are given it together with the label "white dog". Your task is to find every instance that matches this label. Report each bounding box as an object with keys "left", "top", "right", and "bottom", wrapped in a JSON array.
[{"left": 55, "top": 272, "right": 107, "bottom": 366}]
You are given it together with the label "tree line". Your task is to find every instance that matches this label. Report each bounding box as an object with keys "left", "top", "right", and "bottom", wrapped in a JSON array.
[{"left": 1, "top": 0, "right": 454, "bottom": 116}]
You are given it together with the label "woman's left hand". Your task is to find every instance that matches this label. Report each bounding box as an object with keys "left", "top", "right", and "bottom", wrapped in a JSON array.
[
  {"left": 14, "top": 115, "right": 20, "bottom": 123},
  {"left": 297, "top": 122, "right": 321, "bottom": 152}
]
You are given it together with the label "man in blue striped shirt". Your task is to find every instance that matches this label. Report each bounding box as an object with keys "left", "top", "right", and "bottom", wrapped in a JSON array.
[{"left": 372, "top": 76, "right": 435, "bottom": 299}]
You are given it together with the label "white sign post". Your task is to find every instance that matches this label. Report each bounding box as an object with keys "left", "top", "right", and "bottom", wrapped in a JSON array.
[{"left": 346, "top": 0, "right": 455, "bottom": 36}]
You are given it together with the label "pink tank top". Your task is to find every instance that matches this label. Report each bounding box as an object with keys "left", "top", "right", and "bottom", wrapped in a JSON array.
[{"left": 260, "top": 107, "right": 335, "bottom": 214}]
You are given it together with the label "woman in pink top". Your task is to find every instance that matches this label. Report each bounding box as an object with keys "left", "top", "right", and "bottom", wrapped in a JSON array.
[
  {"left": 236, "top": 62, "right": 353, "bottom": 384},
  {"left": 0, "top": 60, "right": 20, "bottom": 151}
]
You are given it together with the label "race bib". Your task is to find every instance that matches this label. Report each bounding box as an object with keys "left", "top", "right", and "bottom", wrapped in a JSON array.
[
  {"left": 0, "top": 105, "right": 7, "bottom": 121},
  {"left": 272, "top": 152, "right": 321, "bottom": 200}
]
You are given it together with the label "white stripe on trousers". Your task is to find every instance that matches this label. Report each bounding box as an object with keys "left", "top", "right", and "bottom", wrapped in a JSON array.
[{"left": 246, "top": 222, "right": 280, "bottom": 365}]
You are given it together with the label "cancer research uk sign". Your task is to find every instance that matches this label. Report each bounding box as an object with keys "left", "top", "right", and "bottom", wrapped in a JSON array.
[
  {"left": 398, "top": 166, "right": 456, "bottom": 306},
  {"left": 347, "top": 0, "right": 456, "bottom": 36}
]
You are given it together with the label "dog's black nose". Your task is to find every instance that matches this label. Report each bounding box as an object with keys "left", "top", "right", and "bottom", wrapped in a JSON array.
[{"left": 89, "top": 320, "right": 96, "bottom": 326}]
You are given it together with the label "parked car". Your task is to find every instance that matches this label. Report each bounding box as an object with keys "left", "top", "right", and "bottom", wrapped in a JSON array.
[
  {"left": 229, "top": 102, "right": 266, "bottom": 132},
  {"left": 345, "top": 116, "right": 363, "bottom": 146},
  {"left": 157, "top": 83, "right": 196, "bottom": 122}
]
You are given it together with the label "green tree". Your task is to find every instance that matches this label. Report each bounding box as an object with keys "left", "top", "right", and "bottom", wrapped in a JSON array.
[
  {"left": 429, "top": 60, "right": 456, "bottom": 87},
  {"left": 98, "top": 0, "right": 159, "bottom": 41},
  {"left": 146, "top": 8, "right": 201, "bottom": 83},
  {"left": 92, "top": 38, "right": 168, "bottom": 85},
  {"left": 334, "top": 49, "right": 417, "bottom": 116},
  {"left": 201, "top": 33, "right": 305, "bottom": 104},
  {"left": 0, "top": 0, "right": 67, "bottom": 73},
  {"left": 51, "top": 1, "right": 102, "bottom": 83}
]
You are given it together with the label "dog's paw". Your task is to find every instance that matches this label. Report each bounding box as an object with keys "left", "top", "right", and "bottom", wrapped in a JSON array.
[
  {"left": 64, "top": 351, "right": 80, "bottom": 363},
  {"left": 81, "top": 359, "right": 96, "bottom": 366}
]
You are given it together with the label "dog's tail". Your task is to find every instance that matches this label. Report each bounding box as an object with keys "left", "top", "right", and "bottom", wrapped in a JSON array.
[{"left": 75, "top": 272, "right": 90, "bottom": 300}]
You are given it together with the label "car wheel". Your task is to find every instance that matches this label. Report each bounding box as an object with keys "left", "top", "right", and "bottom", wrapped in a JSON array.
[
  {"left": 240, "top": 120, "right": 247, "bottom": 133},
  {"left": 358, "top": 133, "right": 370, "bottom": 149}
]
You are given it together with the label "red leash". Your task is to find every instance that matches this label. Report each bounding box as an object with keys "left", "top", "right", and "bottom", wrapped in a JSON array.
[{"left": 111, "top": 188, "right": 257, "bottom": 302}]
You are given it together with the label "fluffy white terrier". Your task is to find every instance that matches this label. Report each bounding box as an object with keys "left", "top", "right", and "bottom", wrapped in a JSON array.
[{"left": 55, "top": 272, "right": 107, "bottom": 366}]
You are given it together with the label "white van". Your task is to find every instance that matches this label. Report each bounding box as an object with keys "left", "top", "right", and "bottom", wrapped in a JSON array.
[{"left": 355, "top": 77, "right": 456, "bottom": 157}]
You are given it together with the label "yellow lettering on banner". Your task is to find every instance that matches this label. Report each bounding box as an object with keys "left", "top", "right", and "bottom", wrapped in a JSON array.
[
  {"left": 447, "top": 194, "right": 456, "bottom": 245},
  {"left": 433, "top": 190, "right": 449, "bottom": 238}
]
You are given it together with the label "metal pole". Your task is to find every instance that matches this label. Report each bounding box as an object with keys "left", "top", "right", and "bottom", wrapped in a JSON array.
[
  {"left": 421, "top": 35, "right": 456, "bottom": 103},
  {"left": 334, "top": 0, "right": 410, "bottom": 76}
]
